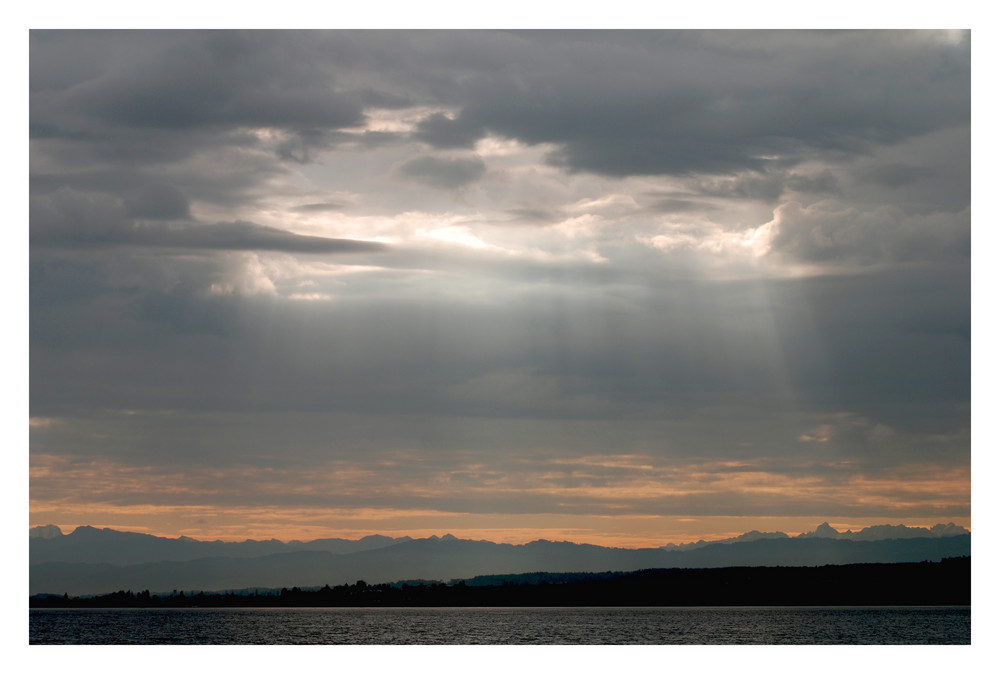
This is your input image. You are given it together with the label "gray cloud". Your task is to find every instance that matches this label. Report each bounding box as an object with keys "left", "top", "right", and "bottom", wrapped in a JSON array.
[
  {"left": 854, "top": 162, "right": 936, "bottom": 189},
  {"left": 33, "top": 31, "right": 365, "bottom": 133},
  {"left": 697, "top": 172, "right": 788, "bottom": 202},
  {"left": 124, "top": 183, "right": 192, "bottom": 220},
  {"left": 137, "top": 221, "right": 387, "bottom": 254},
  {"left": 397, "top": 155, "right": 486, "bottom": 189},
  {"left": 414, "top": 112, "right": 483, "bottom": 148},
  {"left": 786, "top": 170, "right": 842, "bottom": 196},
  {"left": 291, "top": 202, "right": 350, "bottom": 213},
  {"left": 32, "top": 188, "right": 387, "bottom": 254},
  {"left": 30, "top": 188, "right": 134, "bottom": 243},
  {"left": 31, "top": 30, "right": 969, "bottom": 184},
  {"left": 767, "top": 200, "right": 969, "bottom": 266},
  {"left": 504, "top": 208, "right": 565, "bottom": 223},
  {"left": 644, "top": 198, "right": 711, "bottom": 214},
  {"left": 408, "top": 31, "right": 968, "bottom": 177}
]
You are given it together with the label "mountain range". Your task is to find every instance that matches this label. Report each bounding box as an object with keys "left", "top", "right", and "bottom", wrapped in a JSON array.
[
  {"left": 30, "top": 523, "right": 970, "bottom": 597},
  {"left": 658, "top": 522, "right": 969, "bottom": 550},
  {"left": 30, "top": 525, "right": 413, "bottom": 565}
]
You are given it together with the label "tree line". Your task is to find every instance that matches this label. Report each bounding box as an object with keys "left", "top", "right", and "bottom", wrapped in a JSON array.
[{"left": 30, "top": 557, "right": 970, "bottom": 608}]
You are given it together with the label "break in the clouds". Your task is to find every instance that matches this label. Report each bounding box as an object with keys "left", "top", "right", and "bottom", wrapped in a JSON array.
[{"left": 29, "top": 30, "right": 970, "bottom": 545}]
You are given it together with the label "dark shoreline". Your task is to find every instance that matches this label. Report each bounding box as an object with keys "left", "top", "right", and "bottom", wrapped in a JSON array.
[{"left": 31, "top": 557, "right": 970, "bottom": 608}]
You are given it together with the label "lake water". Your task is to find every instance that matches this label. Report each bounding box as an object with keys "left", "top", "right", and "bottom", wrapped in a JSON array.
[{"left": 29, "top": 606, "right": 969, "bottom": 644}]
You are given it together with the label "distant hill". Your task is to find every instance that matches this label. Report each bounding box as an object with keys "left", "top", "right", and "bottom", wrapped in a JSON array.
[
  {"left": 31, "top": 557, "right": 972, "bottom": 609},
  {"left": 29, "top": 526, "right": 971, "bottom": 597},
  {"left": 29, "top": 525, "right": 412, "bottom": 565},
  {"left": 795, "top": 522, "right": 969, "bottom": 541},
  {"left": 660, "top": 522, "right": 969, "bottom": 550},
  {"left": 29, "top": 524, "right": 62, "bottom": 540}
]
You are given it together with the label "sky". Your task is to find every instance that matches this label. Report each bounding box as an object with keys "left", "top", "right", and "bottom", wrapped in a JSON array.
[{"left": 27, "top": 29, "right": 972, "bottom": 547}]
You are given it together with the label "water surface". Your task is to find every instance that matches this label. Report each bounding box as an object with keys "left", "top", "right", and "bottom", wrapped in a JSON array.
[{"left": 30, "top": 605, "right": 970, "bottom": 645}]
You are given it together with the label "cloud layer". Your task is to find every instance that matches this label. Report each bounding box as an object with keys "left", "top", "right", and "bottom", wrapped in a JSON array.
[{"left": 29, "top": 30, "right": 970, "bottom": 545}]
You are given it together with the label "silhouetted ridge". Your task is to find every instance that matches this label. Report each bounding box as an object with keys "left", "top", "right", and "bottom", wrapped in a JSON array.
[
  {"left": 31, "top": 557, "right": 970, "bottom": 608},
  {"left": 30, "top": 524, "right": 971, "bottom": 597}
]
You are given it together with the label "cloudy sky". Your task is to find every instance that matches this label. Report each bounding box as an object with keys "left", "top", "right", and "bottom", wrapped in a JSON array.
[{"left": 28, "top": 30, "right": 970, "bottom": 546}]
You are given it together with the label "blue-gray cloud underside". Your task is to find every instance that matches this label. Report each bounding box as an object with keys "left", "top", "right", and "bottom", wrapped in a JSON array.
[
  {"left": 30, "top": 189, "right": 386, "bottom": 254},
  {"left": 31, "top": 31, "right": 969, "bottom": 179},
  {"left": 34, "top": 219, "right": 387, "bottom": 254}
]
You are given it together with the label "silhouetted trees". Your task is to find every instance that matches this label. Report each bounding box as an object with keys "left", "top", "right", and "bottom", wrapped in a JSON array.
[{"left": 30, "top": 557, "right": 970, "bottom": 608}]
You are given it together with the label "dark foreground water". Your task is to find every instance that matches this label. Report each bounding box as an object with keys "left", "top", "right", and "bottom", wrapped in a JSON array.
[{"left": 30, "top": 606, "right": 969, "bottom": 644}]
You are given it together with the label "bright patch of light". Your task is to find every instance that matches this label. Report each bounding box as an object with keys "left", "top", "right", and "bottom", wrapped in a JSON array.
[
  {"left": 302, "top": 262, "right": 393, "bottom": 277},
  {"left": 566, "top": 194, "right": 639, "bottom": 216},
  {"left": 645, "top": 232, "right": 699, "bottom": 252},
  {"left": 474, "top": 135, "right": 531, "bottom": 157},
  {"left": 641, "top": 219, "right": 776, "bottom": 259},
  {"left": 208, "top": 282, "right": 234, "bottom": 295},
  {"left": 798, "top": 424, "right": 835, "bottom": 443},
  {"left": 341, "top": 106, "right": 459, "bottom": 135},
  {"left": 209, "top": 253, "right": 279, "bottom": 297},
  {"left": 287, "top": 293, "right": 333, "bottom": 302},
  {"left": 245, "top": 127, "right": 285, "bottom": 142},
  {"left": 554, "top": 214, "right": 605, "bottom": 239},
  {"left": 419, "top": 225, "right": 492, "bottom": 250},
  {"left": 926, "top": 29, "right": 968, "bottom": 45}
]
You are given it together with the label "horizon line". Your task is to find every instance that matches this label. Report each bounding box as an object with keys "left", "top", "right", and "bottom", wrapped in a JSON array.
[{"left": 29, "top": 520, "right": 972, "bottom": 549}]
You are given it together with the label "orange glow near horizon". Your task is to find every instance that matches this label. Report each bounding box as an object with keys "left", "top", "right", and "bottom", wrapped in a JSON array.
[
  {"left": 28, "top": 500, "right": 972, "bottom": 549},
  {"left": 30, "top": 452, "right": 970, "bottom": 548},
  {"left": 28, "top": 517, "right": 973, "bottom": 549}
]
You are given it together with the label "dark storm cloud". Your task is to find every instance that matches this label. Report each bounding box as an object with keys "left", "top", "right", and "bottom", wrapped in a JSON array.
[
  {"left": 32, "top": 31, "right": 365, "bottom": 133},
  {"left": 30, "top": 128, "right": 294, "bottom": 214},
  {"left": 413, "top": 112, "right": 483, "bottom": 148},
  {"left": 30, "top": 255, "right": 111, "bottom": 309},
  {"left": 785, "top": 170, "right": 842, "bottom": 196},
  {"left": 61, "top": 218, "right": 386, "bottom": 254},
  {"left": 849, "top": 126, "right": 970, "bottom": 214},
  {"left": 767, "top": 200, "right": 969, "bottom": 266},
  {"left": 405, "top": 31, "right": 969, "bottom": 177},
  {"left": 30, "top": 30, "right": 969, "bottom": 185},
  {"left": 123, "top": 184, "right": 192, "bottom": 220},
  {"left": 30, "top": 188, "right": 131, "bottom": 243},
  {"left": 29, "top": 30, "right": 405, "bottom": 224},
  {"left": 696, "top": 172, "right": 788, "bottom": 202},
  {"left": 291, "top": 202, "right": 350, "bottom": 213},
  {"left": 397, "top": 155, "right": 486, "bottom": 189},
  {"left": 141, "top": 221, "right": 388, "bottom": 254},
  {"left": 31, "top": 188, "right": 387, "bottom": 254},
  {"left": 643, "top": 198, "right": 709, "bottom": 214},
  {"left": 854, "top": 162, "right": 936, "bottom": 189},
  {"left": 504, "top": 208, "right": 565, "bottom": 223}
]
